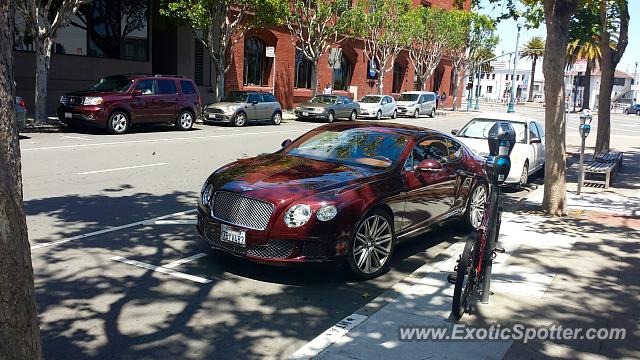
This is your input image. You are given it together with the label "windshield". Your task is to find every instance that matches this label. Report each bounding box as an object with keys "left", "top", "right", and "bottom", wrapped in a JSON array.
[
  {"left": 88, "top": 76, "right": 133, "bottom": 93},
  {"left": 398, "top": 93, "right": 419, "bottom": 102},
  {"left": 221, "top": 92, "right": 249, "bottom": 102},
  {"left": 309, "top": 95, "right": 336, "bottom": 104},
  {"left": 457, "top": 118, "right": 527, "bottom": 143},
  {"left": 360, "top": 96, "right": 381, "bottom": 103},
  {"left": 287, "top": 129, "right": 409, "bottom": 169}
]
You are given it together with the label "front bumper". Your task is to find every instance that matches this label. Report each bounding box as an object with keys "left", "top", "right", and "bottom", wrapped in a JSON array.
[
  {"left": 16, "top": 110, "right": 27, "bottom": 130},
  {"left": 57, "top": 105, "right": 107, "bottom": 125},
  {"left": 294, "top": 110, "right": 327, "bottom": 120},
  {"left": 203, "top": 111, "right": 234, "bottom": 123},
  {"left": 196, "top": 208, "right": 341, "bottom": 263},
  {"left": 396, "top": 106, "right": 416, "bottom": 116}
]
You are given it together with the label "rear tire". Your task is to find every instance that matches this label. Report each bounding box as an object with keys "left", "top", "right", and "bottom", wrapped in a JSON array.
[
  {"left": 175, "top": 110, "right": 194, "bottom": 131},
  {"left": 271, "top": 111, "right": 282, "bottom": 125},
  {"left": 464, "top": 182, "right": 487, "bottom": 230},
  {"left": 430, "top": 108, "right": 436, "bottom": 118},
  {"left": 452, "top": 234, "right": 478, "bottom": 320},
  {"left": 519, "top": 161, "right": 529, "bottom": 187}
]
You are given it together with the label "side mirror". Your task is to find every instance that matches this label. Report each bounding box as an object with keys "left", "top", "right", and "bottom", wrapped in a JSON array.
[
  {"left": 530, "top": 137, "right": 542, "bottom": 144},
  {"left": 337, "top": 100, "right": 343, "bottom": 104},
  {"left": 251, "top": 100, "right": 258, "bottom": 105},
  {"left": 417, "top": 159, "right": 443, "bottom": 173},
  {"left": 132, "top": 89, "right": 142, "bottom": 96},
  {"left": 281, "top": 139, "right": 292, "bottom": 148},
  {"left": 451, "top": 128, "right": 459, "bottom": 136}
]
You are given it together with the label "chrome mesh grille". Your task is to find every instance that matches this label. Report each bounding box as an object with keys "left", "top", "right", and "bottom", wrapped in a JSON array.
[
  {"left": 302, "top": 241, "right": 326, "bottom": 258},
  {"left": 206, "top": 108, "right": 224, "bottom": 114},
  {"left": 211, "top": 191, "right": 274, "bottom": 230},
  {"left": 61, "top": 96, "right": 84, "bottom": 106},
  {"left": 202, "top": 222, "right": 293, "bottom": 259}
]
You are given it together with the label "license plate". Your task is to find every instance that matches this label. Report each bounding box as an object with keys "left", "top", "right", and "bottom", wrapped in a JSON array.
[
  {"left": 208, "top": 113, "right": 216, "bottom": 119},
  {"left": 65, "top": 112, "right": 72, "bottom": 119},
  {"left": 302, "top": 112, "right": 308, "bottom": 116},
  {"left": 220, "top": 224, "right": 246, "bottom": 246}
]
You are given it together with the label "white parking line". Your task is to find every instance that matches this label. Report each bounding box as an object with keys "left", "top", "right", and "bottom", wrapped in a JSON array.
[
  {"left": 163, "top": 253, "right": 208, "bottom": 269},
  {"left": 22, "top": 128, "right": 314, "bottom": 152},
  {"left": 77, "top": 163, "right": 169, "bottom": 175},
  {"left": 141, "top": 219, "right": 197, "bottom": 225},
  {"left": 30, "top": 209, "right": 196, "bottom": 250},
  {"left": 61, "top": 135, "right": 91, "bottom": 141},
  {"left": 111, "top": 256, "right": 212, "bottom": 284}
]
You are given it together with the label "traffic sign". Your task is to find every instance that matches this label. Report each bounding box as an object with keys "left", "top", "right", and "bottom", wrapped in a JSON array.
[{"left": 266, "top": 46, "right": 275, "bottom": 58}]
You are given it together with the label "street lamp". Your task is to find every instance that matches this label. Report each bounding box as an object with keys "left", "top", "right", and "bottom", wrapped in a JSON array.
[
  {"left": 634, "top": 61, "right": 638, "bottom": 104},
  {"left": 507, "top": 19, "right": 524, "bottom": 113}
]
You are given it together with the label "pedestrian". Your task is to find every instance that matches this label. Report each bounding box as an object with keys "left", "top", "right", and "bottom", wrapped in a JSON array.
[
  {"left": 441, "top": 92, "right": 447, "bottom": 110},
  {"left": 323, "top": 83, "right": 333, "bottom": 95}
]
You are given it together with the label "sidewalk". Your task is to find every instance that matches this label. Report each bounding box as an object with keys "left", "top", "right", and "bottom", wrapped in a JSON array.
[{"left": 289, "top": 153, "right": 640, "bottom": 359}]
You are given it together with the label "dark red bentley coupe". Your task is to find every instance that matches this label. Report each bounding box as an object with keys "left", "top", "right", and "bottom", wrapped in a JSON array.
[{"left": 196, "top": 122, "right": 487, "bottom": 278}]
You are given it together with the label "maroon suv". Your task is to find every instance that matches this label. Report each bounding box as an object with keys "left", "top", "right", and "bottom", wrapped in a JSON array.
[{"left": 58, "top": 74, "right": 201, "bottom": 134}]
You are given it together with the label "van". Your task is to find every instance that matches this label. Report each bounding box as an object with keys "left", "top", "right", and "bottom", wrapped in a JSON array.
[{"left": 396, "top": 91, "right": 437, "bottom": 118}]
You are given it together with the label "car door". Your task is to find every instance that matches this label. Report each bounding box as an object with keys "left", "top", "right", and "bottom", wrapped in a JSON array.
[
  {"left": 130, "top": 79, "right": 156, "bottom": 123},
  {"left": 245, "top": 93, "right": 260, "bottom": 120},
  {"left": 528, "top": 121, "right": 542, "bottom": 171},
  {"left": 400, "top": 137, "right": 457, "bottom": 232},
  {"left": 155, "top": 79, "right": 179, "bottom": 122},
  {"left": 381, "top": 96, "right": 391, "bottom": 116},
  {"left": 335, "top": 96, "right": 348, "bottom": 118},
  {"left": 532, "top": 122, "right": 545, "bottom": 168}
]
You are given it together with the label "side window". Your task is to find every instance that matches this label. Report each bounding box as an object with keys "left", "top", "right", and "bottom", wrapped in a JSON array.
[
  {"left": 157, "top": 79, "right": 177, "bottom": 94},
  {"left": 263, "top": 93, "right": 276, "bottom": 102},
  {"left": 419, "top": 95, "right": 427, "bottom": 103},
  {"left": 427, "top": 94, "right": 435, "bottom": 102},
  {"left": 410, "top": 138, "right": 450, "bottom": 169},
  {"left": 180, "top": 80, "right": 196, "bottom": 95},
  {"left": 446, "top": 138, "right": 464, "bottom": 161},
  {"left": 134, "top": 79, "right": 155, "bottom": 95},
  {"left": 247, "top": 93, "right": 260, "bottom": 103},
  {"left": 342, "top": 97, "right": 352, "bottom": 104},
  {"left": 534, "top": 122, "right": 545, "bottom": 137},
  {"left": 529, "top": 122, "right": 540, "bottom": 140}
]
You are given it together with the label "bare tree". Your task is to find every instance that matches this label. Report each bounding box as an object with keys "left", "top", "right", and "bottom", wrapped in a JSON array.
[
  {"left": 0, "top": 0, "right": 42, "bottom": 358},
  {"left": 285, "top": 0, "right": 351, "bottom": 96},
  {"left": 595, "top": 0, "right": 629, "bottom": 154},
  {"left": 16, "top": 0, "right": 88, "bottom": 123},
  {"left": 409, "top": 7, "right": 451, "bottom": 92}
]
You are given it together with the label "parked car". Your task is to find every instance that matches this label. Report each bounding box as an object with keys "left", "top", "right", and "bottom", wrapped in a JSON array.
[
  {"left": 197, "top": 121, "right": 487, "bottom": 278},
  {"left": 203, "top": 91, "right": 282, "bottom": 127},
  {"left": 58, "top": 74, "right": 201, "bottom": 134},
  {"left": 357, "top": 95, "right": 397, "bottom": 119},
  {"left": 396, "top": 91, "right": 437, "bottom": 118},
  {"left": 452, "top": 113, "right": 545, "bottom": 186},
  {"left": 15, "top": 96, "right": 27, "bottom": 131},
  {"left": 623, "top": 104, "right": 640, "bottom": 115},
  {"left": 294, "top": 95, "right": 359, "bottom": 122}
]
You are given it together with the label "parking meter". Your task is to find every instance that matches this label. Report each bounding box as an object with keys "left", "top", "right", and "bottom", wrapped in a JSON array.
[
  {"left": 486, "top": 121, "right": 516, "bottom": 184},
  {"left": 577, "top": 108, "right": 593, "bottom": 194}
]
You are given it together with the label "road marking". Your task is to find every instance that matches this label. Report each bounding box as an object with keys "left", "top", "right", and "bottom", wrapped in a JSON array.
[
  {"left": 78, "top": 162, "right": 169, "bottom": 175},
  {"left": 288, "top": 313, "right": 368, "bottom": 360},
  {"left": 22, "top": 129, "right": 314, "bottom": 152},
  {"left": 30, "top": 209, "right": 196, "bottom": 250},
  {"left": 111, "top": 256, "right": 212, "bottom": 284},
  {"left": 163, "top": 253, "right": 208, "bottom": 269},
  {"left": 141, "top": 219, "right": 197, "bottom": 225},
  {"left": 61, "top": 135, "right": 91, "bottom": 141}
]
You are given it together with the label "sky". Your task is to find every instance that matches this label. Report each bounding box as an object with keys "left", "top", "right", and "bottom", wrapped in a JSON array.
[{"left": 478, "top": 0, "right": 640, "bottom": 75}]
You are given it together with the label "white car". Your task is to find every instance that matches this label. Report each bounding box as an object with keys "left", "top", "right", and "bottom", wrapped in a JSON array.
[
  {"left": 357, "top": 95, "right": 397, "bottom": 119},
  {"left": 396, "top": 91, "right": 437, "bottom": 118},
  {"left": 451, "top": 113, "right": 545, "bottom": 186}
]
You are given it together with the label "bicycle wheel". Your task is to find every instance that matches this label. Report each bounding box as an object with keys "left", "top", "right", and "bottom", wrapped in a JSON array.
[{"left": 452, "top": 233, "right": 479, "bottom": 320}]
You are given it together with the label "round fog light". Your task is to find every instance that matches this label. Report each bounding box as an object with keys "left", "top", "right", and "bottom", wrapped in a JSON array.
[{"left": 317, "top": 205, "right": 337, "bottom": 221}]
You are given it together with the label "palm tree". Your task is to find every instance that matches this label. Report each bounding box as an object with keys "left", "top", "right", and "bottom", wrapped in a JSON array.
[
  {"left": 566, "top": 37, "right": 601, "bottom": 110},
  {"left": 520, "top": 36, "right": 545, "bottom": 102}
]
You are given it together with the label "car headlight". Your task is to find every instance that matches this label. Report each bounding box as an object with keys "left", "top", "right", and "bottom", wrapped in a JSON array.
[
  {"left": 83, "top": 96, "right": 103, "bottom": 105},
  {"left": 222, "top": 107, "right": 235, "bottom": 115},
  {"left": 285, "top": 204, "right": 312, "bottom": 228},
  {"left": 316, "top": 205, "right": 337, "bottom": 221},
  {"left": 59, "top": 96, "right": 65, "bottom": 104},
  {"left": 201, "top": 183, "right": 214, "bottom": 206}
]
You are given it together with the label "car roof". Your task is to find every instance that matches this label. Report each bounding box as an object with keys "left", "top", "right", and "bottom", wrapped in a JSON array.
[
  {"left": 401, "top": 91, "right": 434, "bottom": 94},
  {"left": 471, "top": 111, "right": 539, "bottom": 124},
  {"left": 318, "top": 121, "right": 445, "bottom": 139}
]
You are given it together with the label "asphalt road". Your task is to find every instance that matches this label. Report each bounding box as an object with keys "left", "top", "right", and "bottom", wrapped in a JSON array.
[{"left": 19, "top": 107, "right": 636, "bottom": 359}]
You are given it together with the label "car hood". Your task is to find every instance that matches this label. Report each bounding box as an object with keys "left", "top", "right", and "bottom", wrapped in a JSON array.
[
  {"left": 359, "top": 102, "right": 381, "bottom": 110},
  {"left": 209, "top": 154, "right": 381, "bottom": 204},
  {"left": 66, "top": 90, "right": 121, "bottom": 97},
  {"left": 456, "top": 137, "right": 490, "bottom": 157},
  {"left": 299, "top": 102, "right": 333, "bottom": 109},
  {"left": 396, "top": 101, "right": 417, "bottom": 106},
  {"left": 206, "top": 102, "right": 243, "bottom": 109}
]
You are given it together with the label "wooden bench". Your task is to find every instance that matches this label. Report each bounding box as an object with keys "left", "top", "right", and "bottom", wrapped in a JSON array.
[
  {"left": 582, "top": 161, "right": 617, "bottom": 188},
  {"left": 595, "top": 151, "right": 623, "bottom": 169}
]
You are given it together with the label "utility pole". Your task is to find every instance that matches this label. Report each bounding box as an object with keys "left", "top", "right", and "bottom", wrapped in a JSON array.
[
  {"left": 507, "top": 20, "right": 523, "bottom": 113},
  {"left": 634, "top": 61, "right": 638, "bottom": 104}
]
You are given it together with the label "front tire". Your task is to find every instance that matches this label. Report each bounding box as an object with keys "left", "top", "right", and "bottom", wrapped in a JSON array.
[
  {"left": 636, "top": 110, "right": 640, "bottom": 116},
  {"left": 624, "top": 109, "right": 629, "bottom": 115},
  {"left": 413, "top": 109, "right": 420, "bottom": 118},
  {"left": 233, "top": 112, "right": 247, "bottom": 127},
  {"left": 350, "top": 110, "right": 358, "bottom": 121},
  {"left": 271, "top": 111, "right": 282, "bottom": 125},
  {"left": 376, "top": 110, "right": 382, "bottom": 120},
  {"left": 107, "top": 111, "right": 129, "bottom": 135},
  {"left": 519, "top": 161, "right": 529, "bottom": 187},
  {"left": 347, "top": 210, "right": 395, "bottom": 279},
  {"left": 175, "top": 110, "right": 194, "bottom": 131},
  {"left": 465, "top": 183, "right": 487, "bottom": 230},
  {"left": 452, "top": 234, "right": 478, "bottom": 320},
  {"left": 327, "top": 110, "right": 335, "bottom": 123}
]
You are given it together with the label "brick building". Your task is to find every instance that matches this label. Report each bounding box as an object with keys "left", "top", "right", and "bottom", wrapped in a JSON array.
[{"left": 13, "top": 0, "right": 470, "bottom": 113}]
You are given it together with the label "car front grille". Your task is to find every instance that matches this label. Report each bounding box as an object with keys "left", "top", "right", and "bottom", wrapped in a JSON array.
[
  {"left": 207, "top": 108, "right": 224, "bottom": 114},
  {"left": 61, "top": 96, "right": 84, "bottom": 106},
  {"left": 211, "top": 191, "right": 274, "bottom": 230},
  {"left": 302, "top": 241, "right": 326, "bottom": 258},
  {"left": 203, "top": 222, "right": 294, "bottom": 259}
]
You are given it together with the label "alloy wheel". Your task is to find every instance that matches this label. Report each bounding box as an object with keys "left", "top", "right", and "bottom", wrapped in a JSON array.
[
  {"left": 350, "top": 110, "right": 357, "bottom": 121},
  {"left": 272, "top": 112, "right": 282, "bottom": 125},
  {"left": 352, "top": 214, "right": 393, "bottom": 275},
  {"left": 431, "top": 108, "right": 436, "bottom": 118},
  {"left": 376, "top": 110, "right": 382, "bottom": 120},
  {"left": 468, "top": 185, "right": 487, "bottom": 229},
  {"left": 520, "top": 162, "right": 529, "bottom": 187},
  {"left": 328, "top": 111, "right": 335, "bottom": 123},
  {"left": 110, "top": 112, "right": 128, "bottom": 134},
  {"left": 234, "top": 112, "right": 246, "bottom": 127},
  {"left": 178, "top": 111, "right": 193, "bottom": 130},
  {"left": 413, "top": 109, "right": 419, "bottom": 118},
  {"left": 392, "top": 110, "right": 397, "bottom": 119}
]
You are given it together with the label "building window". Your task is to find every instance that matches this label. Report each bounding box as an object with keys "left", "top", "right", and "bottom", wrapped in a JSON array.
[
  {"left": 613, "top": 77, "right": 625, "bottom": 86},
  {"left": 487, "top": 86, "right": 493, "bottom": 94},
  {"left": 333, "top": 51, "right": 353, "bottom": 90},
  {"left": 392, "top": 61, "right": 404, "bottom": 93},
  {"left": 492, "top": 74, "right": 496, "bottom": 79},
  {"left": 194, "top": 39, "right": 204, "bottom": 85},
  {"left": 243, "top": 37, "right": 272, "bottom": 86},
  {"left": 294, "top": 49, "right": 313, "bottom": 89}
]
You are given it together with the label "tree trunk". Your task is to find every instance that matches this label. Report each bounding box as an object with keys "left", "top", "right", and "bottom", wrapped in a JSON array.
[
  {"left": 595, "top": 57, "right": 614, "bottom": 154},
  {"left": 451, "top": 67, "right": 460, "bottom": 111},
  {"left": 311, "top": 61, "right": 318, "bottom": 96},
  {"left": 527, "top": 56, "right": 537, "bottom": 102},
  {"left": 377, "top": 72, "right": 384, "bottom": 95},
  {"left": 541, "top": 0, "right": 577, "bottom": 216},
  {"left": 582, "top": 60, "right": 592, "bottom": 109},
  {"left": 0, "top": 1, "right": 42, "bottom": 358},
  {"left": 35, "top": 35, "right": 52, "bottom": 124}
]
